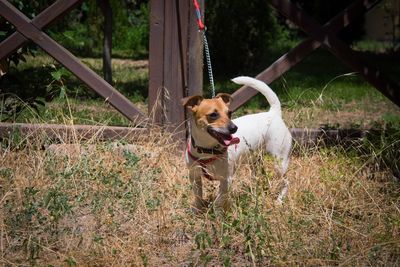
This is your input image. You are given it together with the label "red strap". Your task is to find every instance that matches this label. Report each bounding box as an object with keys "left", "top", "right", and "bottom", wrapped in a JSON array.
[
  {"left": 193, "top": 0, "right": 205, "bottom": 30},
  {"left": 186, "top": 141, "right": 219, "bottom": 164},
  {"left": 186, "top": 140, "right": 218, "bottom": 180}
]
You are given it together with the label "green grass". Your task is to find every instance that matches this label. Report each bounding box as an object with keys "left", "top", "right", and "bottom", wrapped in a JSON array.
[
  {"left": 2, "top": 54, "right": 149, "bottom": 101},
  {"left": 352, "top": 39, "right": 398, "bottom": 54},
  {"left": 212, "top": 49, "right": 400, "bottom": 128},
  {"left": 214, "top": 49, "right": 398, "bottom": 108},
  {"left": 0, "top": 54, "right": 147, "bottom": 125},
  {"left": 17, "top": 98, "right": 134, "bottom": 126},
  {"left": 1, "top": 48, "right": 399, "bottom": 128}
]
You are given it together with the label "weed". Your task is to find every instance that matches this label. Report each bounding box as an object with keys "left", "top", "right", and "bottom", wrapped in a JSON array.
[
  {"left": 44, "top": 187, "right": 72, "bottom": 225},
  {"left": 1, "top": 118, "right": 400, "bottom": 265},
  {"left": 6, "top": 187, "right": 45, "bottom": 232},
  {"left": 195, "top": 229, "right": 212, "bottom": 251},
  {"left": 0, "top": 167, "right": 13, "bottom": 191},
  {"left": 194, "top": 229, "right": 213, "bottom": 265},
  {"left": 64, "top": 257, "right": 77, "bottom": 267},
  {"left": 123, "top": 150, "right": 141, "bottom": 167},
  {"left": 362, "top": 120, "right": 400, "bottom": 178}
]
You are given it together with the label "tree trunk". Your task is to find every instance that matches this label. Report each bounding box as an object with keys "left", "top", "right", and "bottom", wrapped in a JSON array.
[{"left": 97, "top": 0, "right": 113, "bottom": 84}]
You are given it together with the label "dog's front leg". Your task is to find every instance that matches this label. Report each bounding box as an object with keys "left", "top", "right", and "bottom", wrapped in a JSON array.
[
  {"left": 189, "top": 168, "right": 205, "bottom": 213},
  {"left": 214, "top": 165, "right": 231, "bottom": 211},
  {"left": 215, "top": 178, "right": 229, "bottom": 211}
]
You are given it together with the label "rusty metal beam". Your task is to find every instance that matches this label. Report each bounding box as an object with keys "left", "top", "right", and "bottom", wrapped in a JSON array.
[
  {"left": 231, "top": 0, "right": 383, "bottom": 110},
  {"left": 0, "top": 0, "right": 147, "bottom": 122}
]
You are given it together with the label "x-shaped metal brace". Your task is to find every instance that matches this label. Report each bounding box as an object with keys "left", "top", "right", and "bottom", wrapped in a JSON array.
[{"left": 231, "top": 0, "right": 400, "bottom": 110}]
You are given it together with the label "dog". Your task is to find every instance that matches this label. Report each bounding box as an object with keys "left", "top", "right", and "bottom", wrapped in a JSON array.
[{"left": 182, "top": 76, "right": 292, "bottom": 212}]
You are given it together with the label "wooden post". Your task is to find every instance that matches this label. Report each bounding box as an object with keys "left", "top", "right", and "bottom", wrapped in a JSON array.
[
  {"left": 98, "top": 0, "right": 113, "bottom": 85},
  {"left": 148, "top": 0, "right": 203, "bottom": 139}
]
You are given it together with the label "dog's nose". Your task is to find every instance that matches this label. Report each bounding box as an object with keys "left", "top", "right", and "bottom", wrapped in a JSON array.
[{"left": 228, "top": 123, "right": 238, "bottom": 134}]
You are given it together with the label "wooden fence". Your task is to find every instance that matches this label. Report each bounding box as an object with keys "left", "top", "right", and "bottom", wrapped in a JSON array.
[
  {"left": 0, "top": 0, "right": 203, "bottom": 141},
  {"left": 0, "top": 0, "right": 398, "bottom": 144},
  {"left": 232, "top": 0, "right": 400, "bottom": 110},
  {"left": 0, "top": 0, "right": 145, "bottom": 122}
]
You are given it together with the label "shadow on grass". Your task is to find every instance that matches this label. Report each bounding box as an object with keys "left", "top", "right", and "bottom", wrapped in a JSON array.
[{"left": 1, "top": 63, "right": 149, "bottom": 101}]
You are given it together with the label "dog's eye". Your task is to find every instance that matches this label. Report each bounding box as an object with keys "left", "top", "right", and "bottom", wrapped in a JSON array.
[{"left": 207, "top": 112, "right": 219, "bottom": 120}]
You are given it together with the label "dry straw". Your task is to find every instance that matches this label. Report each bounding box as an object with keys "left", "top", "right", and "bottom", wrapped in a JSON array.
[{"left": 0, "top": 121, "right": 399, "bottom": 266}]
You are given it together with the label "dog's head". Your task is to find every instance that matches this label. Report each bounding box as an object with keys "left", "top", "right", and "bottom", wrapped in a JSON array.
[{"left": 182, "top": 93, "right": 239, "bottom": 147}]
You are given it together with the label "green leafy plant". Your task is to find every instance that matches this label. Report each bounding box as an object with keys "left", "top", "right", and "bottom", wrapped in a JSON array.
[
  {"left": 46, "top": 66, "right": 72, "bottom": 100},
  {"left": 44, "top": 187, "right": 72, "bottom": 225},
  {"left": 123, "top": 150, "right": 141, "bottom": 167},
  {"left": 194, "top": 230, "right": 213, "bottom": 265}
]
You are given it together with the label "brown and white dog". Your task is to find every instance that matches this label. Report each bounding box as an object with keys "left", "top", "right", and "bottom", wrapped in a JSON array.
[{"left": 182, "top": 76, "right": 292, "bottom": 212}]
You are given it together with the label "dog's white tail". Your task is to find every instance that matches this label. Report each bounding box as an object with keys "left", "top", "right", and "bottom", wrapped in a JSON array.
[{"left": 232, "top": 76, "right": 281, "bottom": 115}]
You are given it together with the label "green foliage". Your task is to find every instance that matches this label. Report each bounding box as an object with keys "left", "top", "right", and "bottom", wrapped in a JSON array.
[
  {"left": 123, "top": 150, "right": 141, "bottom": 167},
  {"left": 363, "top": 118, "right": 400, "bottom": 178},
  {"left": 48, "top": 0, "right": 149, "bottom": 58},
  {"left": 0, "top": 93, "right": 45, "bottom": 122},
  {"left": 64, "top": 257, "right": 77, "bottom": 267},
  {"left": 0, "top": 64, "right": 74, "bottom": 121},
  {"left": 194, "top": 229, "right": 213, "bottom": 264},
  {"left": 0, "top": 0, "right": 46, "bottom": 66},
  {"left": 44, "top": 188, "right": 72, "bottom": 224},
  {"left": 113, "top": 1, "right": 149, "bottom": 57},
  {"left": 206, "top": 0, "right": 291, "bottom": 75},
  {"left": 50, "top": 24, "right": 96, "bottom": 56},
  {"left": 47, "top": 66, "right": 73, "bottom": 100},
  {"left": 292, "top": 0, "right": 365, "bottom": 44}
]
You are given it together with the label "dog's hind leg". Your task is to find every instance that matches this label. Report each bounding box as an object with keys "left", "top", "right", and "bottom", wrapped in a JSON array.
[
  {"left": 273, "top": 142, "right": 292, "bottom": 205},
  {"left": 276, "top": 177, "right": 289, "bottom": 205}
]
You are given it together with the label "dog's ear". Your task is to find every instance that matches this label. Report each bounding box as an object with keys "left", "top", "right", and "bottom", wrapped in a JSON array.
[
  {"left": 181, "top": 95, "right": 203, "bottom": 112},
  {"left": 215, "top": 93, "right": 232, "bottom": 106}
]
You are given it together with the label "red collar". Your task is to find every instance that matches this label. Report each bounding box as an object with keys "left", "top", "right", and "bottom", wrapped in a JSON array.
[
  {"left": 190, "top": 136, "right": 227, "bottom": 155},
  {"left": 186, "top": 142, "right": 221, "bottom": 164},
  {"left": 186, "top": 136, "right": 240, "bottom": 180},
  {"left": 186, "top": 139, "right": 224, "bottom": 181}
]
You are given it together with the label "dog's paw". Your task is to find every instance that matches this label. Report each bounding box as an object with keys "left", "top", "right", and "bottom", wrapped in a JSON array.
[
  {"left": 276, "top": 179, "right": 289, "bottom": 205},
  {"left": 190, "top": 199, "right": 208, "bottom": 215},
  {"left": 213, "top": 197, "right": 232, "bottom": 214}
]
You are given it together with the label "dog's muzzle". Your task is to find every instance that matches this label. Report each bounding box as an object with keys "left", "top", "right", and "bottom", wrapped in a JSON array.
[{"left": 207, "top": 122, "right": 240, "bottom": 146}]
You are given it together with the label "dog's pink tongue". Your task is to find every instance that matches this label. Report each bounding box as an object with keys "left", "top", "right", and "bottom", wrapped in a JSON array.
[{"left": 224, "top": 135, "right": 240, "bottom": 146}]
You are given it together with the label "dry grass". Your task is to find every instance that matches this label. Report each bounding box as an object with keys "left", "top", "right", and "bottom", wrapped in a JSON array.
[
  {"left": 0, "top": 126, "right": 399, "bottom": 266},
  {"left": 284, "top": 100, "right": 400, "bottom": 129}
]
